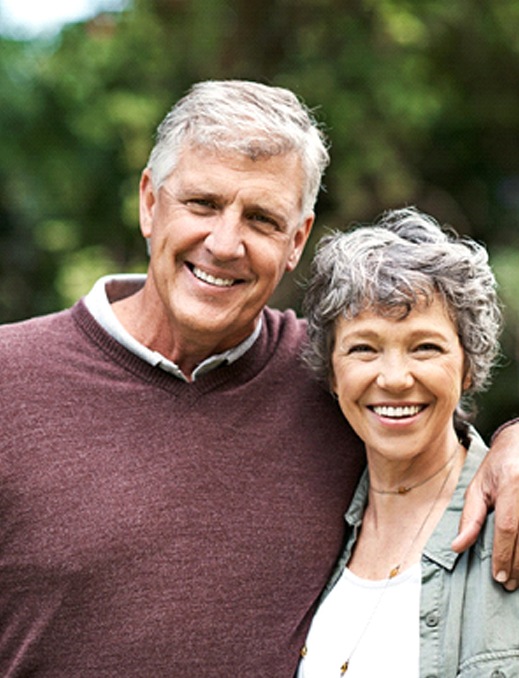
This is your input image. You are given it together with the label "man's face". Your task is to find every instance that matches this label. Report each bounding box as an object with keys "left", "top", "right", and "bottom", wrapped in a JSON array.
[{"left": 139, "top": 146, "right": 314, "bottom": 355}]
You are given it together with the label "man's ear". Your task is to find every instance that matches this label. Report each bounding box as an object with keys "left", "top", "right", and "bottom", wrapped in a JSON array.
[
  {"left": 286, "top": 213, "right": 315, "bottom": 272},
  {"left": 139, "top": 169, "right": 157, "bottom": 239}
]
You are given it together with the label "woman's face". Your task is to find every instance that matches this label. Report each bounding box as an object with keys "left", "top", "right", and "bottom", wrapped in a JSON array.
[{"left": 331, "top": 296, "right": 468, "bottom": 466}]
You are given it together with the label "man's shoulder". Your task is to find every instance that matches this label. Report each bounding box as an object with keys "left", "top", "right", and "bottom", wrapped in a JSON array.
[
  {"left": 262, "top": 306, "right": 307, "bottom": 346},
  {"left": 258, "top": 306, "right": 327, "bottom": 391},
  {"left": 256, "top": 306, "right": 314, "bottom": 376},
  {"left": 0, "top": 306, "right": 77, "bottom": 357},
  {"left": 0, "top": 306, "right": 74, "bottom": 332}
]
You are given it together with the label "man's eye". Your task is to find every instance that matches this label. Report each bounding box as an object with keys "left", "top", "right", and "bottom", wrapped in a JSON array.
[
  {"left": 187, "top": 198, "right": 217, "bottom": 210},
  {"left": 248, "top": 213, "right": 279, "bottom": 232}
]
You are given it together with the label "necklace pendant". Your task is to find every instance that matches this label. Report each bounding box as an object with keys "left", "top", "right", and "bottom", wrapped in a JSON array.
[
  {"left": 389, "top": 564, "right": 400, "bottom": 578},
  {"left": 340, "top": 661, "right": 349, "bottom": 674},
  {"left": 397, "top": 486, "right": 410, "bottom": 494}
]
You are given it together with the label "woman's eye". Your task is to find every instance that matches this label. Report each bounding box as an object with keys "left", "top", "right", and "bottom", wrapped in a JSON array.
[
  {"left": 415, "top": 343, "right": 443, "bottom": 354},
  {"left": 347, "top": 344, "right": 376, "bottom": 355}
]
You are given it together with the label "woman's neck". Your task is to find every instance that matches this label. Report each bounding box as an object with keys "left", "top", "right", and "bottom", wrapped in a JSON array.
[
  {"left": 365, "top": 428, "right": 461, "bottom": 495},
  {"left": 348, "top": 441, "right": 466, "bottom": 580}
]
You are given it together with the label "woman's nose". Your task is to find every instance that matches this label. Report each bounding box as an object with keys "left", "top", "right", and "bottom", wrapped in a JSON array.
[{"left": 375, "top": 355, "right": 414, "bottom": 391}]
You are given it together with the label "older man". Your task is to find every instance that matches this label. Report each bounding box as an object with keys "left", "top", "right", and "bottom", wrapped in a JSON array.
[{"left": 0, "top": 80, "right": 517, "bottom": 676}]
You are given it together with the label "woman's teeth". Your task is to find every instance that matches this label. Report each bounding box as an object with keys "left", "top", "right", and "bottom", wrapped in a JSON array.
[{"left": 373, "top": 405, "right": 423, "bottom": 418}]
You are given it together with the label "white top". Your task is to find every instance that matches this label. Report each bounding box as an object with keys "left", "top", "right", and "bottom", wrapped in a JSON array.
[
  {"left": 298, "top": 563, "right": 421, "bottom": 678},
  {"left": 83, "top": 274, "right": 261, "bottom": 382}
]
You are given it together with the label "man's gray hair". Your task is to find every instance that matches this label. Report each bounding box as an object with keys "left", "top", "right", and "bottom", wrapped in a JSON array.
[
  {"left": 147, "top": 80, "right": 330, "bottom": 216},
  {"left": 303, "top": 207, "right": 502, "bottom": 416}
]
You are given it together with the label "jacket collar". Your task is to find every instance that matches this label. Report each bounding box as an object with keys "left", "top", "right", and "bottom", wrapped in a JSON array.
[{"left": 344, "top": 430, "right": 488, "bottom": 573}]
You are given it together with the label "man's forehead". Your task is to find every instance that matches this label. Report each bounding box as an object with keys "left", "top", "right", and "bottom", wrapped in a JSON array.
[
  {"left": 167, "top": 147, "right": 304, "bottom": 206},
  {"left": 177, "top": 143, "right": 301, "bottom": 170}
]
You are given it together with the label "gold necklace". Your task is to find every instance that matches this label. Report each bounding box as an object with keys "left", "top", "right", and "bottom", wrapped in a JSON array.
[
  {"left": 299, "top": 443, "right": 461, "bottom": 676},
  {"left": 339, "top": 443, "right": 460, "bottom": 675},
  {"left": 369, "top": 443, "right": 460, "bottom": 495}
]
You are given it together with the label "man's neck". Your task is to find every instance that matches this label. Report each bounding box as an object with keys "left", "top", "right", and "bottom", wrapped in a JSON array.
[
  {"left": 84, "top": 274, "right": 262, "bottom": 381},
  {"left": 109, "top": 283, "right": 261, "bottom": 380},
  {"left": 110, "top": 291, "right": 202, "bottom": 378}
]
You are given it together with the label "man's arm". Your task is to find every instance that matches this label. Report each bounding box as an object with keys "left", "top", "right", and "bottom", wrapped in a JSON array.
[{"left": 452, "top": 421, "right": 519, "bottom": 590}]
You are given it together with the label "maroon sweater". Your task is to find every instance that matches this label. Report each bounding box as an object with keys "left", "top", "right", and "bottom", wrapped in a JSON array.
[{"left": 0, "top": 301, "right": 364, "bottom": 677}]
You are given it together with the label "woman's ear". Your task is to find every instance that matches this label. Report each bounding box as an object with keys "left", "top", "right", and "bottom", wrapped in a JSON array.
[
  {"left": 461, "top": 353, "right": 472, "bottom": 392},
  {"left": 330, "top": 374, "right": 338, "bottom": 398}
]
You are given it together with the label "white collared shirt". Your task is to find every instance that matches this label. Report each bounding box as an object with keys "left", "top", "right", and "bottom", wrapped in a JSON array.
[{"left": 83, "top": 274, "right": 262, "bottom": 382}]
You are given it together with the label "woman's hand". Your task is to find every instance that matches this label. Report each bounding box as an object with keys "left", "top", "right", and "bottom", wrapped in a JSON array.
[{"left": 452, "top": 422, "right": 519, "bottom": 590}]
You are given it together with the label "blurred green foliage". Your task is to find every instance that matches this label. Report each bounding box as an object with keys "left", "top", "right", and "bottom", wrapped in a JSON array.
[{"left": 1, "top": 0, "right": 519, "bottom": 436}]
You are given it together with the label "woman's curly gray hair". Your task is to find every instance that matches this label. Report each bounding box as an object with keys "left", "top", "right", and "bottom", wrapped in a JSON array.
[{"left": 302, "top": 207, "right": 502, "bottom": 419}]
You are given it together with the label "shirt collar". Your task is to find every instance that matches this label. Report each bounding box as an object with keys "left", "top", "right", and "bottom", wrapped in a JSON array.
[
  {"left": 83, "top": 274, "right": 262, "bottom": 382},
  {"left": 422, "top": 430, "right": 488, "bottom": 570}
]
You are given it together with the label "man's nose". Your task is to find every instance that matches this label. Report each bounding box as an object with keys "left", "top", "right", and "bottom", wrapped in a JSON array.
[{"left": 205, "top": 211, "right": 245, "bottom": 260}]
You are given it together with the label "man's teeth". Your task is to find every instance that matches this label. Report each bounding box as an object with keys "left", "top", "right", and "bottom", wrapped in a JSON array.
[
  {"left": 373, "top": 405, "right": 423, "bottom": 418},
  {"left": 192, "top": 266, "right": 235, "bottom": 287}
]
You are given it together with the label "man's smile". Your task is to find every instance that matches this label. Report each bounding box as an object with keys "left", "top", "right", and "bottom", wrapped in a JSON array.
[{"left": 189, "top": 264, "right": 240, "bottom": 288}]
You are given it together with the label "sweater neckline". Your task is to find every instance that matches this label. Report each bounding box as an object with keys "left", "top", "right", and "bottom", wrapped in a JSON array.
[{"left": 71, "top": 299, "right": 280, "bottom": 396}]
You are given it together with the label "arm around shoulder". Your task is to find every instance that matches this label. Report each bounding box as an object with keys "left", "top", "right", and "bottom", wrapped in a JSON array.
[{"left": 452, "top": 420, "right": 519, "bottom": 590}]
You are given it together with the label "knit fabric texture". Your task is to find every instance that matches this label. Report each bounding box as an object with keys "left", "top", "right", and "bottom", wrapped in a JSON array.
[{"left": 0, "top": 301, "right": 364, "bottom": 676}]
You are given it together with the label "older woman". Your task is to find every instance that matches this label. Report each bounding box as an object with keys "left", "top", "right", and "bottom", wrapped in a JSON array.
[{"left": 298, "top": 207, "right": 519, "bottom": 677}]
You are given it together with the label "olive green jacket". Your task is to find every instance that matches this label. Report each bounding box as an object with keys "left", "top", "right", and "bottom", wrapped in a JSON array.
[{"left": 322, "top": 432, "right": 519, "bottom": 678}]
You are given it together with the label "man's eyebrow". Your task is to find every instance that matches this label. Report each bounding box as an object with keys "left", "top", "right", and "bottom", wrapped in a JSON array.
[
  {"left": 246, "top": 202, "right": 288, "bottom": 221},
  {"left": 162, "top": 184, "right": 221, "bottom": 201}
]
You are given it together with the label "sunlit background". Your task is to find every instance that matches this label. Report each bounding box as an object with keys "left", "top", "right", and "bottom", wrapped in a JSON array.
[
  {"left": 0, "top": 0, "right": 518, "bottom": 438},
  {"left": 0, "top": 0, "right": 127, "bottom": 36}
]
